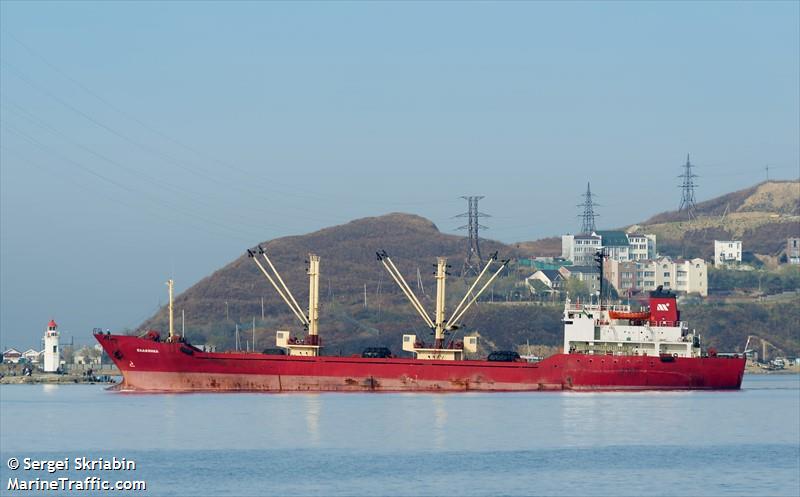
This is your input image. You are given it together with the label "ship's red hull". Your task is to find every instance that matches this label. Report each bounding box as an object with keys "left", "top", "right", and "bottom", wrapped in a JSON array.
[{"left": 95, "top": 334, "right": 746, "bottom": 393}]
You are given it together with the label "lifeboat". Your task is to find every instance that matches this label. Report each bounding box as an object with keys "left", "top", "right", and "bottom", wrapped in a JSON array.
[{"left": 608, "top": 310, "right": 650, "bottom": 320}]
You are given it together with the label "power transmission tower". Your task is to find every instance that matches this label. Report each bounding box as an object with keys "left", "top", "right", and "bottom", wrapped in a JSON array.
[
  {"left": 678, "top": 154, "right": 699, "bottom": 219},
  {"left": 456, "top": 196, "right": 489, "bottom": 277},
  {"left": 578, "top": 182, "right": 599, "bottom": 234}
]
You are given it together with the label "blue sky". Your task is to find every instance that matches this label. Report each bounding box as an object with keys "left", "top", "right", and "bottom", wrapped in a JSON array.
[{"left": 1, "top": 1, "right": 798, "bottom": 348}]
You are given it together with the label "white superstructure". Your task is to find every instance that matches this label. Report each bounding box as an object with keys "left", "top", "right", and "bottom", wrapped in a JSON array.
[{"left": 562, "top": 291, "right": 701, "bottom": 358}]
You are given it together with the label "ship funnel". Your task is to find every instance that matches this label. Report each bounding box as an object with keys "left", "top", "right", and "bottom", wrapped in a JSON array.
[{"left": 649, "top": 287, "right": 679, "bottom": 324}]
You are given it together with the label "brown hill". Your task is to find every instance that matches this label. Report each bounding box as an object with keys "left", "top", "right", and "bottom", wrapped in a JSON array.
[
  {"left": 644, "top": 180, "right": 800, "bottom": 224},
  {"left": 636, "top": 181, "right": 800, "bottom": 259},
  {"left": 512, "top": 237, "right": 562, "bottom": 257}
]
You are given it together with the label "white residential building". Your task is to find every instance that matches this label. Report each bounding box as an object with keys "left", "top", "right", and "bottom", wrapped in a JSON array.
[
  {"left": 22, "top": 349, "right": 42, "bottom": 364},
  {"left": 561, "top": 234, "right": 601, "bottom": 266},
  {"left": 562, "top": 231, "right": 657, "bottom": 265},
  {"left": 2, "top": 348, "right": 22, "bottom": 364},
  {"left": 604, "top": 256, "right": 707, "bottom": 297},
  {"left": 714, "top": 240, "right": 742, "bottom": 267},
  {"left": 627, "top": 233, "right": 658, "bottom": 260}
]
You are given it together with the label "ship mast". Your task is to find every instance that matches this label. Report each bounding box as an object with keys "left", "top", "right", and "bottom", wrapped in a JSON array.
[
  {"left": 377, "top": 250, "right": 508, "bottom": 360},
  {"left": 307, "top": 254, "right": 320, "bottom": 345},
  {"left": 248, "top": 247, "right": 321, "bottom": 356},
  {"left": 433, "top": 257, "right": 447, "bottom": 348},
  {"left": 167, "top": 279, "right": 175, "bottom": 340}
]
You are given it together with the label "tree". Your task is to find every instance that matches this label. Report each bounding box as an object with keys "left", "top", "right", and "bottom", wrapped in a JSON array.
[{"left": 564, "top": 277, "right": 591, "bottom": 299}]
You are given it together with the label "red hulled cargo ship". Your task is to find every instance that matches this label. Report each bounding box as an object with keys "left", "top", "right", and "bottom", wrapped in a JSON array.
[{"left": 95, "top": 250, "right": 745, "bottom": 392}]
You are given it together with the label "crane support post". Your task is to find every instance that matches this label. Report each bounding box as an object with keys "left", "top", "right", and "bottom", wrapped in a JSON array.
[
  {"left": 307, "top": 254, "right": 320, "bottom": 338},
  {"left": 379, "top": 257, "right": 435, "bottom": 329},
  {"left": 250, "top": 253, "right": 309, "bottom": 327},
  {"left": 448, "top": 260, "right": 509, "bottom": 329}
]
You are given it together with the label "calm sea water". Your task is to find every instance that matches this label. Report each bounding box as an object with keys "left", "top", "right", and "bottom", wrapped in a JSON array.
[{"left": 1, "top": 375, "right": 798, "bottom": 497}]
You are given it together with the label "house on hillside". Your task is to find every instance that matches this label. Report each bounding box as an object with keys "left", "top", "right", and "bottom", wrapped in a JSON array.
[
  {"left": 560, "top": 266, "right": 601, "bottom": 294},
  {"left": 626, "top": 232, "right": 658, "bottom": 260},
  {"left": 714, "top": 240, "right": 742, "bottom": 267},
  {"left": 526, "top": 269, "right": 565, "bottom": 294},
  {"left": 787, "top": 238, "right": 800, "bottom": 265},
  {"left": 561, "top": 234, "right": 601, "bottom": 266},
  {"left": 562, "top": 231, "right": 657, "bottom": 265},
  {"left": 594, "top": 231, "right": 631, "bottom": 262}
]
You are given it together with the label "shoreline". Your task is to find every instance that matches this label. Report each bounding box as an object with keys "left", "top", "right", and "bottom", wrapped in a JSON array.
[{"left": 0, "top": 373, "right": 119, "bottom": 385}]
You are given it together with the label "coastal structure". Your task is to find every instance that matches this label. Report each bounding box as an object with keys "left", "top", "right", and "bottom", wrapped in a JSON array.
[{"left": 43, "top": 319, "right": 60, "bottom": 373}]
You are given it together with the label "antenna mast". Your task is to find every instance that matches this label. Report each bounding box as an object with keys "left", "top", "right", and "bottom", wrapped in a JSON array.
[{"left": 678, "top": 154, "right": 699, "bottom": 219}]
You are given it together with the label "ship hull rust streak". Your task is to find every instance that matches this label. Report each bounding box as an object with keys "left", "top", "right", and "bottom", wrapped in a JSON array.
[{"left": 96, "top": 334, "right": 745, "bottom": 393}]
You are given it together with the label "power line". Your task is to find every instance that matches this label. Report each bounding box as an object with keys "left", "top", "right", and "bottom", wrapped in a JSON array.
[
  {"left": 0, "top": 123, "right": 258, "bottom": 240},
  {"left": 3, "top": 35, "right": 463, "bottom": 210}
]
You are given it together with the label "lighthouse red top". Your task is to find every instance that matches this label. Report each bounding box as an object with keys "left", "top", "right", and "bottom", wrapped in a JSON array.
[{"left": 47, "top": 319, "right": 57, "bottom": 328}]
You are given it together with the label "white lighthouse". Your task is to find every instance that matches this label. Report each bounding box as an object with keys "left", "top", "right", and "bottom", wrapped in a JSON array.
[{"left": 43, "top": 319, "right": 60, "bottom": 373}]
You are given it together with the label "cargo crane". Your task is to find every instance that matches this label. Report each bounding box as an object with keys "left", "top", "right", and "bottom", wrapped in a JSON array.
[
  {"left": 248, "top": 246, "right": 321, "bottom": 356},
  {"left": 377, "top": 250, "right": 509, "bottom": 360},
  {"left": 743, "top": 335, "right": 784, "bottom": 365}
]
